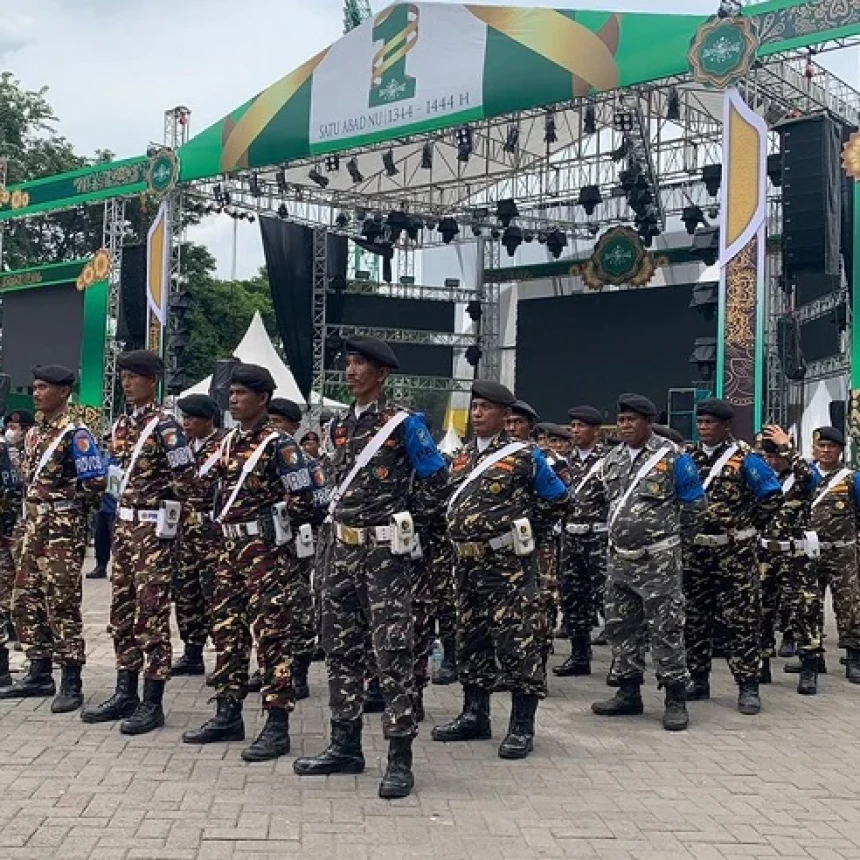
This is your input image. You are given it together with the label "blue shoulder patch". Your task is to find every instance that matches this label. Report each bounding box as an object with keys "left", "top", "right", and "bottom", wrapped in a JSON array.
[
  {"left": 404, "top": 414, "right": 447, "bottom": 479},
  {"left": 157, "top": 417, "right": 194, "bottom": 470},
  {"left": 742, "top": 452, "right": 782, "bottom": 500},
  {"left": 531, "top": 448, "right": 567, "bottom": 501},
  {"left": 72, "top": 428, "right": 106, "bottom": 481},
  {"left": 275, "top": 436, "right": 313, "bottom": 494},
  {"left": 674, "top": 453, "right": 705, "bottom": 504}
]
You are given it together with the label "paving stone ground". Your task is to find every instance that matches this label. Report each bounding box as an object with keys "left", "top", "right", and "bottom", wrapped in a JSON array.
[{"left": 1, "top": 573, "right": 860, "bottom": 860}]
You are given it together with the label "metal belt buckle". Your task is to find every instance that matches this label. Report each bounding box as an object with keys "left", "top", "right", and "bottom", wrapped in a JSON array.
[
  {"left": 613, "top": 545, "right": 645, "bottom": 561},
  {"left": 339, "top": 525, "right": 363, "bottom": 546},
  {"left": 456, "top": 541, "right": 484, "bottom": 559}
]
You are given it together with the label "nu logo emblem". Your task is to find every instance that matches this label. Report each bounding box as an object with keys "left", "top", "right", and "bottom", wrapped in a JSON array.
[{"left": 370, "top": 4, "right": 419, "bottom": 107}]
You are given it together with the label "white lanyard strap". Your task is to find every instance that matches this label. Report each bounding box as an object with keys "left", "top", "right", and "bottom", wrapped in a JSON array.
[
  {"left": 609, "top": 446, "right": 671, "bottom": 529},
  {"left": 119, "top": 415, "right": 161, "bottom": 498},
  {"left": 32, "top": 425, "right": 77, "bottom": 485},
  {"left": 702, "top": 443, "right": 739, "bottom": 491},
  {"left": 329, "top": 410, "right": 409, "bottom": 515},
  {"left": 573, "top": 457, "right": 604, "bottom": 497},
  {"left": 447, "top": 442, "right": 527, "bottom": 512},
  {"left": 217, "top": 432, "right": 281, "bottom": 523},
  {"left": 812, "top": 467, "right": 853, "bottom": 509},
  {"left": 782, "top": 474, "right": 796, "bottom": 495},
  {"left": 198, "top": 449, "right": 221, "bottom": 478}
]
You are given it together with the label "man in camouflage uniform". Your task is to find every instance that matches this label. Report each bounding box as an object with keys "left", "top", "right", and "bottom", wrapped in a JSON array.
[
  {"left": 556, "top": 406, "right": 607, "bottom": 678},
  {"left": 757, "top": 425, "right": 822, "bottom": 693},
  {"left": 799, "top": 427, "right": 860, "bottom": 684},
  {"left": 591, "top": 394, "right": 705, "bottom": 731},
  {"left": 0, "top": 430, "right": 23, "bottom": 687},
  {"left": 81, "top": 351, "right": 195, "bottom": 734},
  {"left": 684, "top": 399, "right": 782, "bottom": 715},
  {"left": 433, "top": 381, "right": 567, "bottom": 759},
  {"left": 170, "top": 394, "right": 223, "bottom": 677},
  {"left": 183, "top": 365, "right": 325, "bottom": 761},
  {"left": 0, "top": 366, "right": 105, "bottom": 712},
  {"left": 294, "top": 336, "right": 448, "bottom": 799}
]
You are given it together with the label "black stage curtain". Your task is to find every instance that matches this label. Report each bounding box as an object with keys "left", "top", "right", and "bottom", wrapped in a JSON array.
[{"left": 117, "top": 244, "right": 147, "bottom": 348}]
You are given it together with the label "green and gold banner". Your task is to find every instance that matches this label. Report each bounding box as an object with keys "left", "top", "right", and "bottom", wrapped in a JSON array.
[{"left": 0, "top": 258, "right": 90, "bottom": 293}]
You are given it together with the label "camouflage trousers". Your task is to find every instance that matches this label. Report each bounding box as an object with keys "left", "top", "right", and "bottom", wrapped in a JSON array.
[
  {"left": 320, "top": 538, "right": 415, "bottom": 738},
  {"left": 433, "top": 540, "right": 457, "bottom": 641},
  {"left": 816, "top": 545, "right": 860, "bottom": 650},
  {"left": 211, "top": 536, "right": 294, "bottom": 710},
  {"left": 605, "top": 544, "right": 688, "bottom": 685},
  {"left": 14, "top": 509, "right": 87, "bottom": 665},
  {"left": 110, "top": 519, "right": 176, "bottom": 681},
  {"left": 684, "top": 541, "right": 761, "bottom": 685},
  {"left": 0, "top": 537, "right": 14, "bottom": 648},
  {"left": 455, "top": 549, "right": 546, "bottom": 698},
  {"left": 173, "top": 519, "right": 218, "bottom": 646},
  {"left": 286, "top": 551, "right": 316, "bottom": 661},
  {"left": 559, "top": 533, "right": 607, "bottom": 637},
  {"left": 761, "top": 550, "right": 822, "bottom": 656},
  {"left": 536, "top": 538, "right": 560, "bottom": 660},
  {"left": 412, "top": 553, "right": 436, "bottom": 692}
]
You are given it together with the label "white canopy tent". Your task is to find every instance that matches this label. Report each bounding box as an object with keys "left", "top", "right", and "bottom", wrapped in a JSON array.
[{"left": 180, "top": 311, "right": 346, "bottom": 410}]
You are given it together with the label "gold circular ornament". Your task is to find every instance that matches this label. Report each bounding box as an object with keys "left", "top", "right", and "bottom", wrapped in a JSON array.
[
  {"left": 92, "top": 249, "right": 111, "bottom": 279},
  {"left": 10, "top": 189, "right": 23, "bottom": 209},
  {"left": 0, "top": 187, "right": 9, "bottom": 205},
  {"left": 836, "top": 501, "right": 846, "bottom": 510},
  {"left": 843, "top": 131, "right": 860, "bottom": 181},
  {"left": 81, "top": 264, "right": 96, "bottom": 287},
  {"left": 489, "top": 482, "right": 503, "bottom": 494}
]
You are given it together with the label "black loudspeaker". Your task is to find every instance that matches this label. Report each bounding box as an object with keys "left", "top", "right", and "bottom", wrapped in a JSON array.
[
  {"left": 117, "top": 244, "right": 147, "bottom": 348},
  {"left": 0, "top": 374, "right": 11, "bottom": 415},
  {"left": 777, "top": 314, "right": 806, "bottom": 380},
  {"left": 829, "top": 399, "right": 847, "bottom": 431},
  {"left": 780, "top": 114, "right": 843, "bottom": 277},
  {"left": 209, "top": 359, "right": 241, "bottom": 411}
]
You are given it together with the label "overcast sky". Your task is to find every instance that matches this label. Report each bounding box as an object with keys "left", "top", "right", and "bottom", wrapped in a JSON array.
[{"left": 2, "top": 0, "right": 857, "bottom": 279}]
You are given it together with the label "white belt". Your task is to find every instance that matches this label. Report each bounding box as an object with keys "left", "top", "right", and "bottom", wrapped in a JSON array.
[
  {"left": 221, "top": 521, "right": 261, "bottom": 539},
  {"left": 760, "top": 538, "right": 806, "bottom": 556},
  {"left": 611, "top": 535, "right": 680, "bottom": 561},
  {"left": 819, "top": 539, "right": 854, "bottom": 550},
  {"left": 334, "top": 523, "right": 392, "bottom": 546},
  {"left": 693, "top": 527, "right": 757, "bottom": 548},
  {"left": 565, "top": 522, "right": 608, "bottom": 536},
  {"left": 118, "top": 507, "right": 159, "bottom": 523}
]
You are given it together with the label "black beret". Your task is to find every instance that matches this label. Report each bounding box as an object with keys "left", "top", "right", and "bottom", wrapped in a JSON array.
[
  {"left": 230, "top": 363, "right": 276, "bottom": 394},
  {"left": 178, "top": 394, "right": 219, "bottom": 420},
  {"left": 510, "top": 400, "right": 539, "bottom": 423},
  {"left": 269, "top": 398, "right": 303, "bottom": 423},
  {"left": 617, "top": 393, "right": 658, "bottom": 420},
  {"left": 760, "top": 438, "right": 780, "bottom": 454},
  {"left": 568, "top": 405, "right": 603, "bottom": 426},
  {"left": 697, "top": 398, "right": 734, "bottom": 421},
  {"left": 6, "top": 410, "right": 35, "bottom": 427},
  {"left": 653, "top": 423, "right": 685, "bottom": 445},
  {"left": 542, "top": 422, "right": 573, "bottom": 440},
  {"left": 117, "top": 350, "right": 164, "bottom": 378},
  {"left": 471, "top": 380, "right": 516, "bottom": 407},
  {"left": 814, "top": 426, "right": 845, "bottom": 447},
  {"left": 32, "top": 364, "right": 76, "bottom": 386},
  {"left": 344, "top": 335, "right": 399, "bottom": 369}
]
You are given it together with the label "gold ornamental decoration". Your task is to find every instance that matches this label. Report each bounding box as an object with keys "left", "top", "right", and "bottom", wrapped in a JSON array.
[{"left": 843, "top": 131, "right": 860, "bottom": 181}]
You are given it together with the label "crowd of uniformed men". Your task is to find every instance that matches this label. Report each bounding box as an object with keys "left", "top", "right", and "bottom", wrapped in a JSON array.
[{"left": 1, "top": 336, "right": 859, "bottom": 799}]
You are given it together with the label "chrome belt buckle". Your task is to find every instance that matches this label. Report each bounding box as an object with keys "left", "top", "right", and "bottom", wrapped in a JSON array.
[{"left": 339, "top": 525, "right": 362, "bottom": 546}]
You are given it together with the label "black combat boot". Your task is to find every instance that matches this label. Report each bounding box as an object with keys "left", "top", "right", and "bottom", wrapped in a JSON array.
[
  {"left": 0, "top": 647, "right": 11, "bottom": 687},
  {"left": 245, "top": 668, "right": 263, "bottom": 693},
  {"left": 431, "top": 685, "right": 492, "bottom": 742},
  {"left": 378, "top": 736, "right": 415, "bottom": 799},
  {"left": 553, "top": 635, "right": 591, "bottom": 677},
  {"left": 778, "top": 634, "right": 796, "bottom": 658},
  {"left": 293, "top": 719, "right": 365, "bottom": 775},
  {"left": 292, "top": 654, "right": 311, "bottom": 701},
  {"left": 591, "top": 677, "right": 644, "bottom": 716},
  {"left": 51, "top": 664, "right": 84, "bottom": 713},
  {"left": 685, "top": 672, "right": 710, "bottom": 701},
  {"left": 85, "top": 564, "right": 108, "bottom": 580},
  {"left": 797, "top": 653, "right": 818, "bottom": 695},
  {"left": 362, "top": 677, "right": 385, "bottom": 713},
  {"left": 661, "top": 682, "right": 689, "bottom": 732},
  {"left": 737, "top": 681, "right": 761, "bottom": 715},
  {"left": 120, "top": 678, "right": 165, "bottom": 735},
  {"left": 433, "top": 636, "right": 458, "bottom": 685},
  {"left": 171, "top": 643, "right": 205, "bottom": 676},
  {"left": 412, "top": 688, "right": 425, "bottom": 723},
  {"left": 241, "top": 708, "right": 289, "bottom": 762},
  {"left": 759, "top": 657, "right": 772, "bottom": 685},
  {"left": 0, "top": 656, "right": 55, "bottom": 699},
  {"left": 80, "top": 670, "right": 139, "bottom": 723},
  {"left": 846, "top": 648, "right": 860, "bottom": 684},
  {"left": 606, "top": 661, "right": 621, "bottom": 687},
  {"left": 182, "top": 697, "right": 245, "bottom": 743},
  {"left": 784, "top": 654, "right": 827, "bottom": 674},
  {"left": 498, "top": 692, "right": 539, "bottom": 759}
]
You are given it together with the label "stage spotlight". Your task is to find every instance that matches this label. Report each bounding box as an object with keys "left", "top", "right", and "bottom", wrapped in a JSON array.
[
  {"left": 682, "top": 205, "right": 705, "bottom": 235},
  {"left": 247, "top": 214, "right": 256, "bottom": 224},
  {"left": 277, "top": 203, "right": 289, "bottom": 219},
  {"left": 496, "top": 198, "right": 519, "bottom": 228},
  {"left": 613, "top": 110, "right": 634, "bottom": 133},
  {"left": 584, "top": 103, "right": 597, "bottom": 135},
  {"left": 355, "top": 207, "right": 367, "bottom": 221},
  {"left": 421, "top": 141, "right": 434, "bottom": 169},
  {"left": 213, "top": 183, "right": 225, "bottom": 205},
  {"left": 347, "top": 157, "right": 364, "bottom": 183},
  {"left": 465, "top": 344, "right": 483, "bottom": 368},
  {"left": 471, "top": 223, "right": 483, "bottom": 237},
  {"left": 702, "top": 164, "right": 722, "bottom": 196},
  {"left": 537, "top": 230, "right": 548, "bottom": 245},
  {"left": 490, "top": 228, "right": 501, "bottom": 240},
  {"left": 544, "top": 110, "right": 558, "bottom": 144},
  {"left": 276, "top": 168, "right": 288, "bottom": 194},
  {"left": 406, "top": 217, "right": 422, "bottom": 241},
  {"left": 249, "top": 174, "right": 262, "bottom": 197},
  {"left": 523, "top": 229, "right": 535, "bottom": 243},
  {"left": 386, "top": 209, "right": 408, "bottom": 242},
  {"left": 466, "top": 300, "right": 483, "bottom": 321},
  {"left": 588, "top": 223, "right": 600, "bottom": 236},
  {"left": 611, "top": 139, "right": 630, "bottom": 162},
  {"left": 309, "top": 168, "right": 329, "bottom": 188},
  {"left": 767, "top": 153, "right": 783, "bottom": 187},
  {"left": 667, "top": 88, "right": 682, "bottom": 121},
  {"left": 335, "top": 211, "right": 350, "bottom": 228},
  {"left": 502, "top": 225, "right": 523, "bottom": 257},
  {"left": 503, "top": 125, "right": 519, "bottom": 154},
  {"left": 372, "top": 211, "right": 384, "bottom": 224},
  {"left": 691, "top": 225, "right": 720, "bottom": 267},
  {"left": 718, "top": 0, "right": 741, "bottom": 17},
  {"left": 325, "top": 155, "right": 340, "bottom": 172},
  {"left": 578, "top": 185, "right": 602, "bottom": 216},
  {"left": 382, "top": 150, "right": 398, "bottom": 177},
  {"left": 456, "top": 126, "right": 473, "bottom": 162},
  {"left": 546, "top": 229, "right": 567, "bottom": 259},
  {"left": 438, "top": 217, "right": 460, "bottom": 244},
  {"left": 362, "top": 217, "right": 383, "bottom": 242},
  {"left": 425, "top": 218, "right": 437, "bottom": 231}
]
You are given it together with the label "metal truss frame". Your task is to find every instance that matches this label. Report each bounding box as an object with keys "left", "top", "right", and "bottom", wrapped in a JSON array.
[
  {"left": 310, "top": 226, "right": 328, "bottom": 416},
  {"left": 101, "top": 197, "right": 126, "bottom": 426}
]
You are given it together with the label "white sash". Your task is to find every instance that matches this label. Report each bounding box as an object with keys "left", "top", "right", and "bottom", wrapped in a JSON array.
[
  {"left": 32, "top": 425, "right": 78, "bottom": 485},
  {"left": 216, "top": 432, "right": 281, "bottom": 523},
  {"left": 118, "top": 415, "right": 161, "bottom": 498},
  {"left": 609, "top": 445, "right": 671, "bottom": 529},
  {"left": 781, "top": 474, "right": 796, "bottom": 495},
  {"left": 198, "top": 449, "right": 221, "bottom": 478},
  {"left": 811, "top": 467, "right": 853, "bottom": 509},
  {"left": 702, "top": 443, "right": 739, "bottom": 491},
  {"left": 446, "top": 442, "right": 527, "bottom": 512},
  {"left": 573, "top": 457, "right": 603, "bottom": 497}
]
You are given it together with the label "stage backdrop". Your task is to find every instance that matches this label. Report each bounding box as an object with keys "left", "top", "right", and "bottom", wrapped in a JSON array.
[{"left": 515, "top": 284, "right": 715, "bottom": 422}]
